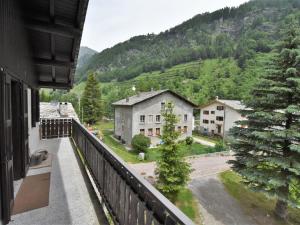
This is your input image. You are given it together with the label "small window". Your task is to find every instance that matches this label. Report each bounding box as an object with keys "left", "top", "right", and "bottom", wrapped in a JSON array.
[
  {"left": 148, "top": 128, "right": 153, "bottom": 136},
  {"left": 203, "top": 119, "right": 209, "bottom": 124},
  {"left": 211, "top": 111, "right": 215, "bottom": 114},
  {"left": 178, "top": 126, "right": 182, "bottom": 132},
  {"left": 210, "top": 120, "right": 215, "bottom": 124},
  {"left": 140, "top": 129, "right": 145, "bottom": 135},
  {"left": 183, "top": 126, "right": 187, "bottom": 133},
  {"left": 161, "top": 102, "right": 165, "bottom": 111},
  {"left": 156, "top": 128, "right": 161, "bottom": 136},
  {"left": 148, "top": 115, "right": 153, "bottom": 123},
  {"left": 184, "top": 114, "right": 188, "bottom": 122},
  {"left": 217, "top": 106, "right": 224, "bottom": 110},
  {"left": 140, "top": 115, "right": 145, "bottom": 123},
  {"left": 216, "top": 116, "right": 224, "bottom": 121},
  {"left": 203, "top": 110, "right": 209, "bottom": 115},
  {"left": 156, "top": 115, "right": 161, "bottom": 123}
]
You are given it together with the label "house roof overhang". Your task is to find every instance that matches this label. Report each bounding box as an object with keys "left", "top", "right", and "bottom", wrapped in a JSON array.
[{"left": 19, "top": 0, "right": 89, "bottom": 89}]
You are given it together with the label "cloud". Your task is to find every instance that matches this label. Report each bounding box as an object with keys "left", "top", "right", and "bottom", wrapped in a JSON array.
[{"left": 81, "top": 0, "right": 249, "bottom": 52}]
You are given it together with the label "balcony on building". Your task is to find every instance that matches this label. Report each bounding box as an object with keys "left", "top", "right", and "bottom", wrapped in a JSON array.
[{"left": 0, "top": 0, "right": 194, "bottom": 225}]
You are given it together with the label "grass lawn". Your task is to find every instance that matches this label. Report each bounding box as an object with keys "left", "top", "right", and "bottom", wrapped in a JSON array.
[
  {"left": 175, "top": 188, "right": 202, "bottom": 225},
  {"left": 147, "top": 143, "right": 217, "bottom": 161},
  {"left": 192, "top": 132, "right": 221, "bottom": 144},
  {"left": 91, "top": 120, "right": 222, "bottom": 163},
  {"left": 220, "top": 171, "right": 300, "bottom": 225}
]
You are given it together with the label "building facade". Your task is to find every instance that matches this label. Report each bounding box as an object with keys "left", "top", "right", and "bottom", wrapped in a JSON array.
[
  {"left": 0, "top": 0, "right": 87, "bottom": 224},
  {"left": 113, "top": 90, "right": 196, "bottom": 146},
  {"left": 199, "top": 98, "right": 247, "bottom": 137}
]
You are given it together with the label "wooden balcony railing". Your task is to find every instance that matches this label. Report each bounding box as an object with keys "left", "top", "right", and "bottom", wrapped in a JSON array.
[
  {"left": 71, "top": 119, "right": 195, "bottom": 225},
  {"left": 40, "top": 118, "right": 72, "bottom": 139}
]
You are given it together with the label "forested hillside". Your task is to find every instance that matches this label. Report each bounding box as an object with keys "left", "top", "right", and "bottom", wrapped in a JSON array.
[
  {"left": 42, "top": 0, "right": 300, "bottom": 118},
  {"left": 77, "top": 46, "right": 97, "bottom": 69},
  {"left": 75, "top": 0, "right": 300, "bottom": 83}
]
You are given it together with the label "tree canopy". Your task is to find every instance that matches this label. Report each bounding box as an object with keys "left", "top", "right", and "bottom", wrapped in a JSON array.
[
  {"left": 229, "top": 20, "right": 300, "bottom": 220},
  {"left": 81, "top": 73, "right": 102, "bottom": 124}
]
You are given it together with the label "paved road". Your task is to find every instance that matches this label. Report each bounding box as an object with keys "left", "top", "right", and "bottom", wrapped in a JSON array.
[
  {"left": 129, "top": 155, "right": 233, "bottom": 179},
  {"left": 130, "top": 155, "right": 258, "bottom": 225},
  {"left": 193, "top": 137, "right": 216, "bottom": 147},
  {"left": 189, "top": 176, "right": 257, "bottom": 225}
]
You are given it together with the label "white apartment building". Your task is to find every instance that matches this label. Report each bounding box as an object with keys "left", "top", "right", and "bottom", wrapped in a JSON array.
[
  {"left": 113, "top": 90, "right": 196, "bottom": 146},
  {"left": 199, "top": 98, "right": 247, "bottom": 137}
]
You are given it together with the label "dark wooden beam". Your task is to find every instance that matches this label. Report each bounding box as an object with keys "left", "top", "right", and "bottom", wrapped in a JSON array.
[
  {"left": 25, "top": 19, "right": 81, "bottom": 38},
  {"left": 34, "top": 58, "right": 74, "bottom": 67},
  {"left": 38, "top": 81, "right": 72, "bottom": 89}
]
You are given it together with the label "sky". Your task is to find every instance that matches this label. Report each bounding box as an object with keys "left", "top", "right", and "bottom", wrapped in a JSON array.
[{"left": 81, "top": 0, "right": 249, "bottom": 52}]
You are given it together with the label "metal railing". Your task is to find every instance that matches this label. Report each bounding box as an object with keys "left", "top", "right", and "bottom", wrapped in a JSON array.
[
  {"left": 40, "top": 118, "right": 72, "bottom": 139},
  {"left": 71, "top": 119, "right": 194, "bottom": 225}
]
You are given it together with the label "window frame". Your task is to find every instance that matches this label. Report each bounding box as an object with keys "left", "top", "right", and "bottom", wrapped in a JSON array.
[
  {"left": 155, "top": 128, "right": 161, "bottom": 136},
  {"left": 217, "top": 106, "right": 224, "bottom": 111},
  {"left": 184, "top": 114, "right": 188, "bottom": 122},
  {"left": 155, "top": 115, "right": 161, "bottom": 123},
  {"left": 148, "top": 115, "right": 153, "bottom": 123},
  {"left": 216, "top": 116, "right": 224, "bottom": 121},
  {"left": 140, "top": 115, "right": 145, "bottom": 123},
  {"left": 148, "top": 128, "right": 153, "bottom": 136}
]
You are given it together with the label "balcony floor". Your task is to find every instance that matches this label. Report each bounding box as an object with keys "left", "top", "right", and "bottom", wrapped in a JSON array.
[{"left": 10, "top": 138, "right": 107, "bottom": 225}]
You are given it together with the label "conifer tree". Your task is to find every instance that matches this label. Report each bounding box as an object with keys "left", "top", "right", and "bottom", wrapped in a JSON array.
[
  {"left": 155, "top": 102, "right": 191, "bottom": 200},
  {"left": 229, "top": 21, "right": 300, "bottom": 220},
  {"left": 81, "top": 73, "right": 102, "bottom": 124}
]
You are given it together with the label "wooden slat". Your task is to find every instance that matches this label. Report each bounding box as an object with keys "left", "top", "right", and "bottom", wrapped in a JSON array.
[
  {"left": 129, "top": 191, "right": 139, "bottom": 225},
  {"left": 138, "top": 202, "right": 146, "bottom": 225}
]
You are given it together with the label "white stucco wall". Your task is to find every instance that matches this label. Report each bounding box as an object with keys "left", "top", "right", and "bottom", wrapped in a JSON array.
[
  {"left": 114, "top": 106, "right": 132, "bottom": 144},
  {"left": 200, "top": 102, "right": 245, "bottom": 137},
  {"left": 200, "top": 102, "right": 225, "bottom": 135},
  {"left": 224, "top": 107, "right": 245, "bottom": 134},
  {"left": 27, "top": 88, "right": 40, "bottom": 155},
  {"left": 131, "top": 92, "right": 194, "bottom": 146}
]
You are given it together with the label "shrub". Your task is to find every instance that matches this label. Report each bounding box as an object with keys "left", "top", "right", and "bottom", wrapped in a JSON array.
[
  {"left": 185, "top": 136, "right": 194, "bottom": 145},
  {"left": 131, "top": 134, "right": 151, "bottom": 153},
  {"left": 215, "top": 140, "right": 226, "bottom": 152}
]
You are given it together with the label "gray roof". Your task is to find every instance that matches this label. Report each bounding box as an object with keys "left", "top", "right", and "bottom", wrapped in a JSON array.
[
  {"left": 40, "top": 102, "right": 79, "bottom": 120},
  {"left": 216, "top": 99, "right": 246, "bottom": 110},
  {"left": 200, "top": 99, "right": 248, "bottom": 110},
  {"left": 112, "top": 90, "right": 197, "bottom": 107}
]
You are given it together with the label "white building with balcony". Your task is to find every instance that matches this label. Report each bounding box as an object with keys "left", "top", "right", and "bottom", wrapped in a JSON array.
[{"left": 199, "top": 97, "right": 247, "bottom": 137}]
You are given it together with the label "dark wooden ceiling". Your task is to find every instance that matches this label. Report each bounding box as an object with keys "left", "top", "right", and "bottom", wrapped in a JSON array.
[{"left": 19, "top": 0, "right": 89, "bottom": 89}]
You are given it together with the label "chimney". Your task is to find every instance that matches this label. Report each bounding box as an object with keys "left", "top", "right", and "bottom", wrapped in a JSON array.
[
  {"left": 126, "top": 97, "right": 129, "bottom": 102},
  {"left": 59, "top": 102, "right": 68, "bottom": 117},
  {"left": 216, "top": 96, "right": 219, "bottom": 100},
  {"left": 151, "top": 87, "right": 154, "bottom": 92}
]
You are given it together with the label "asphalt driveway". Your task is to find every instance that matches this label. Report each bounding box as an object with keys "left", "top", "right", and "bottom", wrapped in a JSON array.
[{"left": 130, "top": 155, "right": 258, "bottom": 225}]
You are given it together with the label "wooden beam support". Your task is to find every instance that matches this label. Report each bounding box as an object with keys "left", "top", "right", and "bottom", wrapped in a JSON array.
[
  {"left": 25, "top": 19, "right": 81, "bottom": 38},
  {"left": 34, "top": 58, "right": 74, "bottom": 68},
  {"left": 38, "top": 81, "right": 72, "bottom": 89}
]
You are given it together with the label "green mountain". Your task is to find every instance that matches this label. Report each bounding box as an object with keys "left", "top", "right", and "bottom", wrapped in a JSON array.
[
  {"left": 75, "top": 0, "right": 300, "bottom": 83},
  {"left": 44, "top": 0, "right": 300, "bottom": 118},
  {"left": 77, "top": 46, "right": 97, "bottom": 69}
]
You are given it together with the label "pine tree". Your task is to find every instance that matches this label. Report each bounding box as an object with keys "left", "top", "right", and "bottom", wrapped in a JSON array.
[
  {"left": 155, "top": 102, "right": 191, "bottom": 200},
  {"left": 81, "top": 73, "right": 102, "bottom": 124},
  {"left": 229, "top": 21, "right": 300, "bottom": 220}
]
